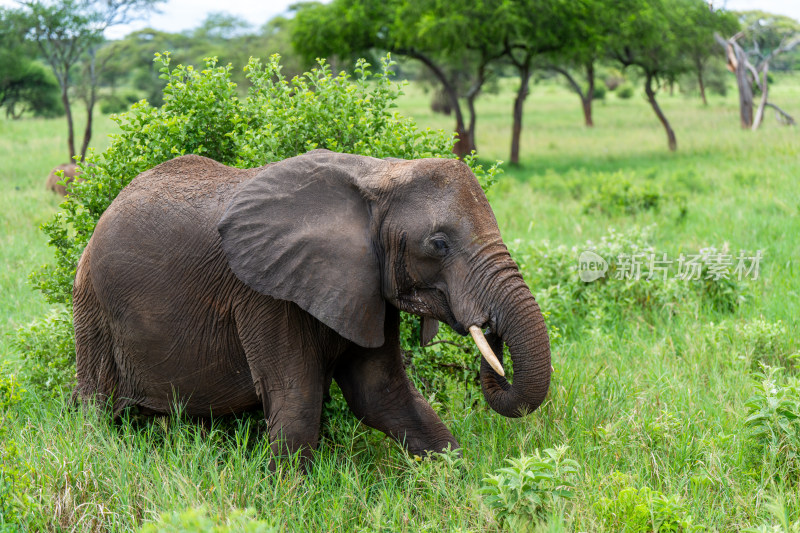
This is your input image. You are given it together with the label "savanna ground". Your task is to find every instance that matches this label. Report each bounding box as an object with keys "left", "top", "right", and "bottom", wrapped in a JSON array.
[{"left": 1, "top": 73, "right": 799, "bottom": 531}]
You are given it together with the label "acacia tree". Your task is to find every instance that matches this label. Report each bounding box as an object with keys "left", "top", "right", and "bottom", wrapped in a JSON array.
[
  {"left": 501, "top": 0, "right": 572, "bottom": 164},
  {"left": 607, "top": 0, "right": 693, "bottom": 151},
  {"left": 544, "top": 0, "right": 609, "bottom": 127},
  {"left": 17, "top": 0, "right": 161, "bottom": 161},
  {"left": 680, "top": 2, "right": 738, "bottom": 105},
  {"left": 0, "top": 8, "right": 62, "bottom": 119},
  {"left": 291, "top": 0, "right": 505, "bottom": 157}
]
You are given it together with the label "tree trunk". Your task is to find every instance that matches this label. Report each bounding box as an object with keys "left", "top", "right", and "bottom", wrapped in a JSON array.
[
  {"left": 463, "top": 61, "right": 488, "bottom": 156},
  {"left": 731, "top": 43, "right": 753, "bottom": 128},
  {"left": 395, "top": 47, "right": 475, "bottom": 157},
  {"left": 79, "top": 52, "right": 98, "bottom": 160},
  {"left": 60, "top": 77, "right": 76, "bottom": 160},
  {"left": 644, "top": 73, "right": 677, "bottom": 152},
  {"left": 551, "top": 63, "right": 594, "bottom": 127},
  {"left": 510, "top": 64, "right": 531, "bottom": 166},
  {"left": 583, "top": 62, "right": 594, "bottom": 127},
  {"left": 697, "top": 60, "right": 707, "bottom": 106},
  {"left": 752, "top": 63, "right": 769, "bottom": 130}
]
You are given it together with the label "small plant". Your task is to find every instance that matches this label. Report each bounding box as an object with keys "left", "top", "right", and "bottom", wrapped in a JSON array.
[
  {"left": 10, "top": 307, "right": 75, "bottom": 395},
  {"left": 617, "top": 84, "right": 635, "bottom": 99},
  {"left": 479, "top": 446, "right": 579, "bottom": 530},
  {"left": 735, "top": 319, "right": 792, "bottom": 365},
  {"left": 0, "top": 368, "right": 33, "bottom": 529},
  {"left": 594, "top": 472, "right": 702, "bottom": 532},
  {"left": 138, "top": 506, "right": 278, "bottom": 533},
  {"left": 743, "top": 365, "right": 800, "bottom": 478}
]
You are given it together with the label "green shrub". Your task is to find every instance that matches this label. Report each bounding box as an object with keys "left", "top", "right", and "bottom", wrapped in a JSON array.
[
  {"left": 744, "top": 365, "right": 800, "bottom": 478},
  {"left": 581, "top": 171, "right": 687, "bottom": 218},
  {"left": 594, "top": 472, "right": 701, "bottom": 532},
  {"left": 592, "top": 84, "right": 607, "bottom": 100},
  {"left": 99, "top": 90, "right": 141, "bottom": 114},
  {"left": 139, "top": 506, "right": 277, "bottom": 533},
  {"left": 0, "top": 369, "right": 33, "bottom": 529},
  {"left": 617, "top": 84, "right": 635, "bottom": 99},
  {"left": 479, "top": 446, "right": 579, "bottom": 530},
  {"left": 510, "top": 226, "right": 744, "bottom": 338},
  {"left": 735, "top": 319, "right": 792, "bottom": 363},
  {"left": 10, "top": 307, "right": 75, "bottom": 395}
]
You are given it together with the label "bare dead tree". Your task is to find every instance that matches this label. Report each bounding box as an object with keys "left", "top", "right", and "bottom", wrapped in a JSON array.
[{"left": 715, "top": 31, "right": 800, "bottom": 130}]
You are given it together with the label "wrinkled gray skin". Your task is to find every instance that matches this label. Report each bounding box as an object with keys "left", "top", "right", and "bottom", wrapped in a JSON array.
[{"left": 74, "top": 149, "right": 551, "bottom": 461}]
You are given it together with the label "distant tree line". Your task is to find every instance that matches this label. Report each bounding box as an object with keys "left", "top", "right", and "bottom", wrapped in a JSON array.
[{"left": 1, "top": 0, "right": 799, "bottom": 164}]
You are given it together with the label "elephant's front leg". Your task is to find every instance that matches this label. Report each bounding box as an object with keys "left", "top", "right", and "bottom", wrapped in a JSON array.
[
  {"left": 334, "top": 307, "right": 459, "bottom": 457},
  {"left": 235, "top": 298, "right": 333, "bottom": 463}
]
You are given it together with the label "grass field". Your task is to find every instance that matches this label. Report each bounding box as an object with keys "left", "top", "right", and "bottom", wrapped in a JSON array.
[{"left": 1, "top": 74, "right": 799, "bottom": 531}]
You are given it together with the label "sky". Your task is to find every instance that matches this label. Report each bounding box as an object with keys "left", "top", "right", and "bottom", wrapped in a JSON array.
[{"left": 1, "top": 0, "right": 799, "bottom": 40}]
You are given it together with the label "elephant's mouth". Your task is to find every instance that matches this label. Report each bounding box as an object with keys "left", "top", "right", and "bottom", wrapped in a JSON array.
[{"left": 396, "top": 287, "right": 459, "bottom": 325}]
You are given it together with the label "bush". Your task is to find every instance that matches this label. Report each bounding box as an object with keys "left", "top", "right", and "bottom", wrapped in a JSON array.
[
  {"left": 479, "top": 446, "right": 579, "bottom": 530},
  {"left": 139, "top": 507, "right": 277, "bottom": 532},
  {"left": 617, "top": 84, "right": 635, "bottom": 99},
  {"left": 0, "top": 368, "right": 33, "bottom": 529},
  {"left": 594, "top": 474, "right": 702, "bottom": 532},
  {"left": 10, "top": 307, "right": 75, "bottom": 395},
  {"left": 744, "top": 365, "right": 800, "bottom": 478},
  {"left": 99, "top": 90, "right": 141, "bottom": 114},
  {"left": 591, "top": 84, "right": 607, "bottom": 100},
  {"left": 581, "top": 172, "right": 686, "bottom": 217},
  {"left": 510, "top": 226, "right": 744, "bottom": 338}
]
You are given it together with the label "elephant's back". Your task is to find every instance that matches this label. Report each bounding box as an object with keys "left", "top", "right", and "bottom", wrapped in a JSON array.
[
  {"left": 87, "top": 154, "right": 259, "bottom": 302},
  {"left": 114, "top": 154, "right": 261, "bottom": 214}
]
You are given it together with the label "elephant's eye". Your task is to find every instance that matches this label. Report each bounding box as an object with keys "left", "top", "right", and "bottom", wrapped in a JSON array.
[{"left": 430, "top": 235, "right": 450, "bottom": 256}]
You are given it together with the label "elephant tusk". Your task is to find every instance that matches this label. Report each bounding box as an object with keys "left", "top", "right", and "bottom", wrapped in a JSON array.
[{"left": 469, "top": 326, "right": 505, "bottom": 377}]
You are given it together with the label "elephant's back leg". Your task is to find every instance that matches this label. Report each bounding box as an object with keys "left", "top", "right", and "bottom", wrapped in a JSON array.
[{"left": 73, "top": 244, "right": 136, "bottom": 414}]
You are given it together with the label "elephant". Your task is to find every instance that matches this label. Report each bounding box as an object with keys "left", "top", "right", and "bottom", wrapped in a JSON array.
[
  {"left": 46, "top": 163, "right": 82, "bottom": 196},
  {"left": 73, "top": 149, "right": 551, "bottom": 462}
]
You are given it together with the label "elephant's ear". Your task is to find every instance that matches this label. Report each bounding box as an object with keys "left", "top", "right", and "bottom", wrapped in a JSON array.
[{"left": 218, "top": 150, "right": 387, "bottom": 348}]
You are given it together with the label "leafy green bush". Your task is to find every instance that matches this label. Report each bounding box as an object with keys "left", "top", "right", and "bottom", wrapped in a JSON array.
[
  {"left": 10, "top": 307, "right": 75, "bottom": 395},
  {"left": 139, "top": 507, "right": 277, "bottom": 533},
  {"left": 581, "top": 171, "right": 687, "bottom": 218},
  {"left": 99, "top": 90, "right": 141, "bottom": 114},
  {"left": 594, "top": 486, "right": 701, "bottom": 532},
  {"left": 592, "top": 84, "right": 607, "bottom": 100},
  {"left": 617, "top": 84, "right": 635, "bottom": 99},
  {"left": 479, "top": 446, "right": 579, "bottom": 530},
  {"left": 744, "top": 365, "right": 800, "bottom": 478},
  {"left": 0, "top": 368, "right": 33, "bottom": 529},
  {"left": 510, "top": 226, "right": 744, "bottom": 338}
]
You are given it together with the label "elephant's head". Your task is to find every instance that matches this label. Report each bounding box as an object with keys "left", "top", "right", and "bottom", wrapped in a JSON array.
[{"left": 218, "top": 149, "right": 550, "bottom": 418}]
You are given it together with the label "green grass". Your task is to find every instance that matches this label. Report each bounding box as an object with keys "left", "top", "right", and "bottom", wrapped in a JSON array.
[{"left": 2, "top": 77, "right": 800, "bottom": 531}]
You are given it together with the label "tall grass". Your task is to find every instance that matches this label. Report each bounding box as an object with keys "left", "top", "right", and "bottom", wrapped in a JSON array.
[{"left": 2, "top": 76, "right": 800, "bottom": 530}]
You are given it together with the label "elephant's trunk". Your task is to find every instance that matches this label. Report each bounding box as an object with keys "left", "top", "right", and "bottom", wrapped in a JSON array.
[{"left": 478, "top": 273, "right": 551, "bottom": 418}]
